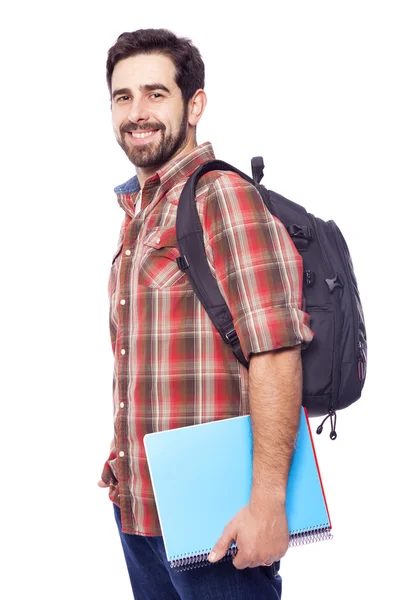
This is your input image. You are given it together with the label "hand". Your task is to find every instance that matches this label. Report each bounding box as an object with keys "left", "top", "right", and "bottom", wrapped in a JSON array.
[
  {"left": 98, "top": 438, "right": 115, "bottom": 488},
  {"left": 207, "top": 496, "right": 289, "bottom": 570}
]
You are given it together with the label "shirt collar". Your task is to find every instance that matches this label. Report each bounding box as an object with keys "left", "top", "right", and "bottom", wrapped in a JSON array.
[{"left": 114, "top": 141, "right": 216, "bottom": 211}]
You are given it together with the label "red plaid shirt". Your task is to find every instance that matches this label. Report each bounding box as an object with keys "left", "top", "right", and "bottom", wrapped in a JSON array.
[{"left": 101, "top": 142, "right": 314, "bottom": 535}]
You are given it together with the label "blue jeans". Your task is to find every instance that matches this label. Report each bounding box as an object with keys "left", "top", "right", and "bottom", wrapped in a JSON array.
[{"left": 113, "top": 503, "right": 282, "bottom": 599}]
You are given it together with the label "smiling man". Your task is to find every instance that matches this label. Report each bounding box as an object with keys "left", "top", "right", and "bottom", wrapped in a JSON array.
[{"left": 98, "top": 28, "right": 314, "bottom": 600}]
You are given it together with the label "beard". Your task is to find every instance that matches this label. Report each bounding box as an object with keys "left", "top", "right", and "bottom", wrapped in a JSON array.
[{"left": 117, "top": 103, "right": 189, "bottom": 169}]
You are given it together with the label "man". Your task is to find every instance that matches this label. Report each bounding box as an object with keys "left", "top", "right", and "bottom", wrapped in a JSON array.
[{"left": 98, "top": 28, "right": 314, "bottom": 600}]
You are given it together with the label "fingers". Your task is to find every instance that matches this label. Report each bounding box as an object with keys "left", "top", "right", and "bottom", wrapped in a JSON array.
[
  {"left": 235, "top": 556, "right": 275, "bottom": 570},
  {"left": 233, "top": 557, "right": 251, "bottom": 570},
  {"left": 233, "top": 548, "right": 255, "bottom": 570},
  {"left": 207, "top": 521, "right": 236, "bottom": 563},
  {"left": 231, "top": 538, "right": 254, "bottom": 570},
  {"left": 208, "top": 523, "right": 276, "bottom": 570},
  {"left": 97, "top": 480, "right": 109, "bottom": 488}
]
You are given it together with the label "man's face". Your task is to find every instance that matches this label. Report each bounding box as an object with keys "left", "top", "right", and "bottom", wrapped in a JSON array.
[{"left": 111, "top": 53, "right": 189, "bottom": 169}]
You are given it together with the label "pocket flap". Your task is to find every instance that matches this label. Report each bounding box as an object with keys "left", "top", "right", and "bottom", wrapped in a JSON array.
[{"left": 143, "top": 226, "right": 177, "bottom": 249}]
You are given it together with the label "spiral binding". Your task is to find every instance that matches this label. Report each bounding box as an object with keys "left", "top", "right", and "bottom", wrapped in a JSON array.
[
  {"left": 170, "top": 545, "right": 238, "bottom": 572},
  {"left": 169, "top": 527, "right": 332, "bottom": 571},
  {"left": 289, "top": 526, "right": 333, "bottom": 547}
]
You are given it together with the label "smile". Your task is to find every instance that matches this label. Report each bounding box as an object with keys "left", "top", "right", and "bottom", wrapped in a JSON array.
[{"left": 129, "top": 130, "right": 159, "bottom": 139}]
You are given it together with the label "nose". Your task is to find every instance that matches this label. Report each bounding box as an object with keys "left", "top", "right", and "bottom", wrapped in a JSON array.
[{"left": 127, "top": 97, "right": 150, "bottom": 124}]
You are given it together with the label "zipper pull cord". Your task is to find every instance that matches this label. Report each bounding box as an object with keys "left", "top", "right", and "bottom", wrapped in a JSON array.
[{"left": 316, "top": 410, "right": 337, "bottom": 440}]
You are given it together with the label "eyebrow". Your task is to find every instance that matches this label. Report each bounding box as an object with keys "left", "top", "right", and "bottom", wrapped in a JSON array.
[{"left": 112, "top": 84, "right": 171, "bottom": 100}]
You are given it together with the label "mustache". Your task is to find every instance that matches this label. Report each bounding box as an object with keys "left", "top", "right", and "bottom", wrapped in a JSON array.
[{"left": 121, "top": 123, "right": 165, "bottom": 133}]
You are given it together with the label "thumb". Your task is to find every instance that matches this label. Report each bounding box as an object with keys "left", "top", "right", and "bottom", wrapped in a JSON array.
[
  {"left": 208, "top": 521, "right": 236, "bottom": 563},
  {"left": 98, "top": 480, "right": 109, "bottom": 488}
]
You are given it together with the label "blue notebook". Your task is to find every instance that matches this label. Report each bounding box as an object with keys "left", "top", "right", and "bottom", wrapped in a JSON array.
[{"left": 144, "top": 408, "right": 332, "bottom": 570}]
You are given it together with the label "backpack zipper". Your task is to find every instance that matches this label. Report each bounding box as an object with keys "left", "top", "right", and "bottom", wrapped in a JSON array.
[
  {"left": 308, "top": 214, "right": 335, "bottom": 278},
  {"left": 328, "top": 221, "right": 359, "bottom": 365},
  {"left": 330, "top": 222, "right": 367, "bottom": 388},
  {"left": 357, "top": 340, "right": 367, "bottom": 381},
  {"left": 309, "top": 214, "right": 341, "bottom": 438}
]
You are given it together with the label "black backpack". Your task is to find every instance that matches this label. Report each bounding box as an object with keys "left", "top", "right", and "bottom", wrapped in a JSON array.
[{"left": 176, "top": 158, "right": 367, "bottom": 439}]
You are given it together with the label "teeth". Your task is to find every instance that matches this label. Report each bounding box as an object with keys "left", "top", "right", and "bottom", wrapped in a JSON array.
[{"left": 130, "top": 130, "right": 157, "bottom": 139}]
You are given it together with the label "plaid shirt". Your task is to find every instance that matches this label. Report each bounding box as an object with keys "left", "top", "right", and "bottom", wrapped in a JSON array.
[{"left": 101, "top": 142, "right": 314, "bottom": 535}]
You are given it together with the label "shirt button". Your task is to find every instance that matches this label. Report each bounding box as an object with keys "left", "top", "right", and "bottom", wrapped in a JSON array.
[
  {"left": 120, "top": 299, "right": 126, "bottom": 305},
  {"left": 120, "top": 402, "right": 125, "bottom": 408},
  {"left": 119, "top": 451, "right": 125, "bottom": 457},
  {"left": 125, "top": 249, "right": 131, "bottom": 256},
  {"left": 156, "top": 237, "right": 161, "bottom": 244},
  {"left": 120, "top": 349, "right": 126, "bottom": 355}
]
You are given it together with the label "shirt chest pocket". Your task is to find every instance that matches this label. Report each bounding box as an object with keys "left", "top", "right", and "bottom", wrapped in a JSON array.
[{"left": 138, "top": 226, "right": 188, "bottom": 289}]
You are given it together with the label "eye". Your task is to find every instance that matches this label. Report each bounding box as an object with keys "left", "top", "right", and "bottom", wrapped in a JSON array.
[
  {"left": 151, "top": 93, "right": 163, "bottom": 99},
  {"left": 116, "top": 96, "right": 131, "bottom": 103}
]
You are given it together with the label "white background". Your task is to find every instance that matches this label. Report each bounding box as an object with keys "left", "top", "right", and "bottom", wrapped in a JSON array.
[{"left": 1, "top": 1, "right": 399, "bottom": 598}]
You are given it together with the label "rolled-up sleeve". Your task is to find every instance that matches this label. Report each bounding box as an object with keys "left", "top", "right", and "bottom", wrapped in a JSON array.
[{"left": 203, "top": 173, "right": 314, "bottom": 361}]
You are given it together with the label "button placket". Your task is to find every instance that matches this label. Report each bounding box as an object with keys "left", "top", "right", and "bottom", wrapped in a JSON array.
[
  {"left": 117, "top": 237, "right": 132, "bottom": 479},
  {"left": 114, "top": 211, "right": 146, "bottom": 531}
]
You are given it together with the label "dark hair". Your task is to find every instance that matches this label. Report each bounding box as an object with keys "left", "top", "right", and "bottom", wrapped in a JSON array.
[{"left": 106, "top": 28, "right": 205, "bottom": 105}]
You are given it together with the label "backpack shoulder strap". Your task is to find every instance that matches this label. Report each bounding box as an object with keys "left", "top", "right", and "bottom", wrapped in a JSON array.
[{"left": 176, "top": 159, "right": 254, "bottom": 369}]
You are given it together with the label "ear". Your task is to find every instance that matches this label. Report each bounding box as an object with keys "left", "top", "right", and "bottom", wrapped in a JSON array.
[{"left": 187, "top": 89, "right": 207, "bottom": 126}]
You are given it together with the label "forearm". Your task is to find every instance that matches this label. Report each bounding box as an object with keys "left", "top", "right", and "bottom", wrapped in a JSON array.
[{"left": 249, "top": 345, "right": 303, "bottom": 505}]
